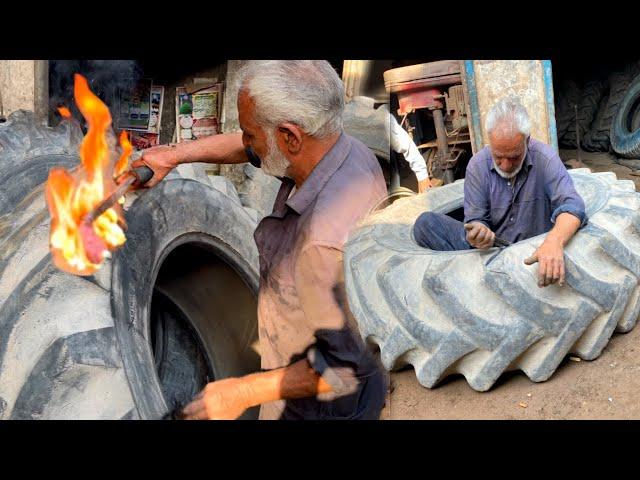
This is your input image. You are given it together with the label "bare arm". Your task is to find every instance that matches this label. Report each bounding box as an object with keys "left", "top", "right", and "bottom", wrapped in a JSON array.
[
  {"left": 181, "top": 244, "right": 360, "bottom": 420},
  {"left": 169, "top": 132, "right": 247, "bottom": 165},
  {"left": 524, "top": 212, "right": 581, "bottom": 287},
  {"left": 180, "top": 359, "right": 332, "bottom": 420},
  {"left": 132, "top": 133, "right": 247, "bottom": 187},
  {"left": 545, "top": 212, "right": 581, "bottom": 246}
]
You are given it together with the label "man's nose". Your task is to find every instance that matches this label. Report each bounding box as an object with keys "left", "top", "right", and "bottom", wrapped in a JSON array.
[{"left": 500, "top": 159, "right": 515, "bottom": 171}]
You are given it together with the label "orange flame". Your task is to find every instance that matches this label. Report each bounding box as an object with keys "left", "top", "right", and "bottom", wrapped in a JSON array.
[
  {"left": 116, "top": 130, "right": 132, "bottom": 177},
  {"left": 45, "top": 74, "right": 133, "bottom": 275},
  {"left": 58, "top": 106, "right": 72, "bottom": 118}
]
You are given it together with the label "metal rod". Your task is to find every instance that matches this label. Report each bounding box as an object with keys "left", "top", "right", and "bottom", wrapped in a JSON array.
[
  {"left": 575, "top": 104, "right": 581, "bottom": 164},
  {"left": 494, "top": 236, "right": 512, "bottom": 247},
  {"left": 433, "top": 108, "right": 449, "bottom": 159},
  {"left": 433, "top": 108, "right": 454, "bottom": 183},
  {"left": 417, "top": 136, "right": 471, "bottom": 150},
  {"left": 34, "top": 60, "right": 49, "bottom": 125},
  {"left": 83, "top": 175, "right": 135, "bottom": 224}
]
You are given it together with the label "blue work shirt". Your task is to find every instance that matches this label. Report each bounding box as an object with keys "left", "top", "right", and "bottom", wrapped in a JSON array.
[
  {"left": 463, "top": 137, "right": 587, "bottom": 243},
  {"left": 247, "top": 133, "right": 388, "bottom": 420}
]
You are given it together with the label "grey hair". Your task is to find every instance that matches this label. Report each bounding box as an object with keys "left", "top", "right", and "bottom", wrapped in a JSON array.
[
  {"left": 485, "top": 97, "right": 531, "bottom": 137},
  {"left": 236, "top": 60, "right": 345, "bottom": 138}
]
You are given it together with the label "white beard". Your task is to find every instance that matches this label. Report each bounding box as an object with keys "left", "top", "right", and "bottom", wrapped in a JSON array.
[
  {"left": 261, "top": 130, "right": 291, "bottom": 178},
  {"left": 493, "top": 158, "right": 523, "bottom": 179},
  {"left": 492, "top": 144, "right": 527, "bottom": 179}
]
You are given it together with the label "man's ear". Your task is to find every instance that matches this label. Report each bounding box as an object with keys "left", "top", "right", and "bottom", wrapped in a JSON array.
[{"left": 277, "top": 122, "right": 303, "bottom": 154}]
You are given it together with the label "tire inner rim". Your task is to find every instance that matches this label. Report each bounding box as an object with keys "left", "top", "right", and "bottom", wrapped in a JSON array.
[{"left": 150, "top": 241, "right": 259, "bottom": 418}]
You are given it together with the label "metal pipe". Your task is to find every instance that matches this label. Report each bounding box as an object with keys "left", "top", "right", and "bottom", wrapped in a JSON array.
[
  {"left": 574, "top": 104, "right": 581, "bottom": 164},
  {"left": 433, "top": 108, "right": 454, "bottom": 183},
  {"left": 389, "top": 151, "right": 401, "bottom": 192},
  {"left": 433, "top": 108, "right": 449, "bottom": 158},
  {"left": 34, "top": 60, "right": 49, "bottom": 125}
]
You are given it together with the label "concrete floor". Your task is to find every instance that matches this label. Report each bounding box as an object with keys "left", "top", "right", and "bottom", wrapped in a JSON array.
[
  {"left": 560, "top": 149, "right": 640, "bottom": 190},
  {"left": 380, "top": 150, "right": 640, "bottom": 419}
]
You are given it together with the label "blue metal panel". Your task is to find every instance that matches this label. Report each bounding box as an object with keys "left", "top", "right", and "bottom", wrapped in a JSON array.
[
  {"left": 542, "top": 60, "right": 559, "bottom": 152},
  {"left": 463, "top": 60, "right": 484, "bottom": 153},
  {"left": 464, "top": 60, "right": 558, "bottom": 153}
]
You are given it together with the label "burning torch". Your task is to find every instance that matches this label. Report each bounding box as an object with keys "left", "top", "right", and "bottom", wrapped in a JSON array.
[{"left": 46, "top": 73, "right": 155, "bottom": 275}]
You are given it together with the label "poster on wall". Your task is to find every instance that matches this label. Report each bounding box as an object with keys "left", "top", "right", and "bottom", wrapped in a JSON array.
[
  {"left": 116, "top": 79, "right": 152, "bottom": 131},
  {"left": 176, "top": 83, "right": 223, "bottom": 143},
  {"left": 176, "top": 87, "right": 193, "bottom": 142},
  {"left": 122, "top": 84, "right": 164, "bottom": 151},
  {"left": 147, "top": 85, "right": 164, "bottom": 135}
]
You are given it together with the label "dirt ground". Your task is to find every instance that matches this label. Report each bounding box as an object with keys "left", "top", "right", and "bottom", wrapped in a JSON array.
[{"left": 380, "top": 150, "right": 640, "bottom": 419}]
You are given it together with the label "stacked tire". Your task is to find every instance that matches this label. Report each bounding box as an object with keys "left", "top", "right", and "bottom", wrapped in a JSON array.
[
  {"left": 562, "top": 79, "right": 605, "bottom": 149},
  {"left": 0, "top": 111, "right": 261, "bottom": 419},
  {"left": 610, "top": 74, "right": 640, "bottom": 160},
  {"left": 582, "top": 71, "right": 634, "bottom": 152},
  {"left": 556, "top": 64, "right": 640, "bottom": 155},
  {"left": 555, "top": 79, "right": 580, "bottom": 143}
]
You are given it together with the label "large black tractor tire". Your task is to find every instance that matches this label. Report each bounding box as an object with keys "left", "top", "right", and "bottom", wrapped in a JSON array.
[
  {"left": 344, "top": 169, "right": 640, "bottom": 392},
  {"left": 583, "top": 71, "right": 634, "bottom": 152},
  {"left": 555, "top": 79, "right": 580, "bottom": 143},
  {"left": 562, "top": 80, "right": 605, "bottom": 149},
  {"left": 0, "top": 112, "right": 260, "bottom": 419},
  {"left": 610, "top": 74, "right": 640, "bottom": 159},
  {"left": 0, "top": 111, "right": 82, "bottom": 215},
  {"left": 582, "top": 93, "right": 610, "bottom": 152}
]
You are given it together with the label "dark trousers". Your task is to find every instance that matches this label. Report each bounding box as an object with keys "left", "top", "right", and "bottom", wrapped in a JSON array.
[{"left": 413, "top": 211, "right": 471, "bottom": 251}]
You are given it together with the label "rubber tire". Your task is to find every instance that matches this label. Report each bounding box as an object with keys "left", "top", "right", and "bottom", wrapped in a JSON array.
[
  {"left": 111, "top": 179, "right": 260, "bottom": 420},
  {"left": 555, "top": 79, "right": 581, "bottom": 143},
  {"left": 581, "top": 93, "right": 609, "bottom": 152},
  {"left": 610, "top": 74, "right": 640, "bottom": 158},
  {"left": 0, "top": 174, "right": 135, "bottom": 418},
  {"left": 583, "top": 71, "right": 633, "bottom": 152},
  {"left": 0, "top": 115, "right": 260, "bottom": 419},
  {"left": 344, "top": 169, "right": 640, "bottom": 392},
  {"left": 235, "top": 163, "right": 281, "bottom": 220},
  {"left": 562, "top": 80, "right": 605, "bottom": 149},
  {"left": 0, "top": 110, "right": 82, "bottom": 215}
]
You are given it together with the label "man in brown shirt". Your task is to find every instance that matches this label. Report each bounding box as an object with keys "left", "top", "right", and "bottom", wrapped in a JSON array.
[{"left": 134, "top": 60, "right": 388, "bottom": 420}]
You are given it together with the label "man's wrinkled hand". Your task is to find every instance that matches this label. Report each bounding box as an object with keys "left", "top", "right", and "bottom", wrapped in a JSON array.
[
  {"left": 463, "top": 222, "right": 495, "bottom": 250},
  {"left": 181, "top": 377, "right": 253, "bottom": 420},
  {"left": 131, "top": 144, "right": 179, "bottom": 188},
  {"left": 524, "top": 236, "right": 565, "bottom": 287}
]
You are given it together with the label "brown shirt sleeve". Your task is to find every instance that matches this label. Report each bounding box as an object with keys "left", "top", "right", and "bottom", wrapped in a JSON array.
[{"left": 294, "top": 241, "right": 372, "bottom": 401}]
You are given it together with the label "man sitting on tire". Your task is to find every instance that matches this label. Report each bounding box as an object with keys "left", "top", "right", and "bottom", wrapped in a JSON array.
[
  {"left": 134, "top": 60, "right": 388, "bottom": 420},
  {"left": 412, "top": 97, "right": 587, "bottom": 288}
]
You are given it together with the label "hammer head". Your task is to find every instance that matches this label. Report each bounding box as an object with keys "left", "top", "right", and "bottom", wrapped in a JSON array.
[{"left": 493, "top": 236, "right": 512, "bottom": 248}]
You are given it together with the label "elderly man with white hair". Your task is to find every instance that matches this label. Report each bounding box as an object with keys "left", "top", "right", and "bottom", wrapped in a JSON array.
[
  {"left": 413, "top": 97, "right": 587, "bottom": 288},
  {"left": 133, "top": 60, "right": 388, "bottom": 420}
]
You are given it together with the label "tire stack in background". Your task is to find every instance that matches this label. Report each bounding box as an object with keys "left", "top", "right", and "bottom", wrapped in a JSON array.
[{"left": 556, "top": 60, "right": 640, "bottom": 163}]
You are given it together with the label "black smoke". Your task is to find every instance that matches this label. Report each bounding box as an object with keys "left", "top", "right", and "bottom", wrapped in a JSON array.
[{"left": 49, "top": 60, "right": 143, "bottom": 129}]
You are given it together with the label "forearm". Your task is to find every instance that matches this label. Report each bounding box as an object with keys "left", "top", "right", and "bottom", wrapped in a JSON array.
[
  {"left": 545, "top": 212, "right": 581, "bottom": 246},
  {"left": 171, "top": 132, "right": 247, "bottom": 166},
  {"left": 241, "top": 359, "right": 333, "bottom": 407}
]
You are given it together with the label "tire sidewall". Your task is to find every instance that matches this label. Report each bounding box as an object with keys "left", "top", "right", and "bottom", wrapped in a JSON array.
[
  {"left": 611, "top": 76, "right": 640, "bottom": 156},
  {"left": 111, "top": 179, "right": 259, "bottom": 419}
]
